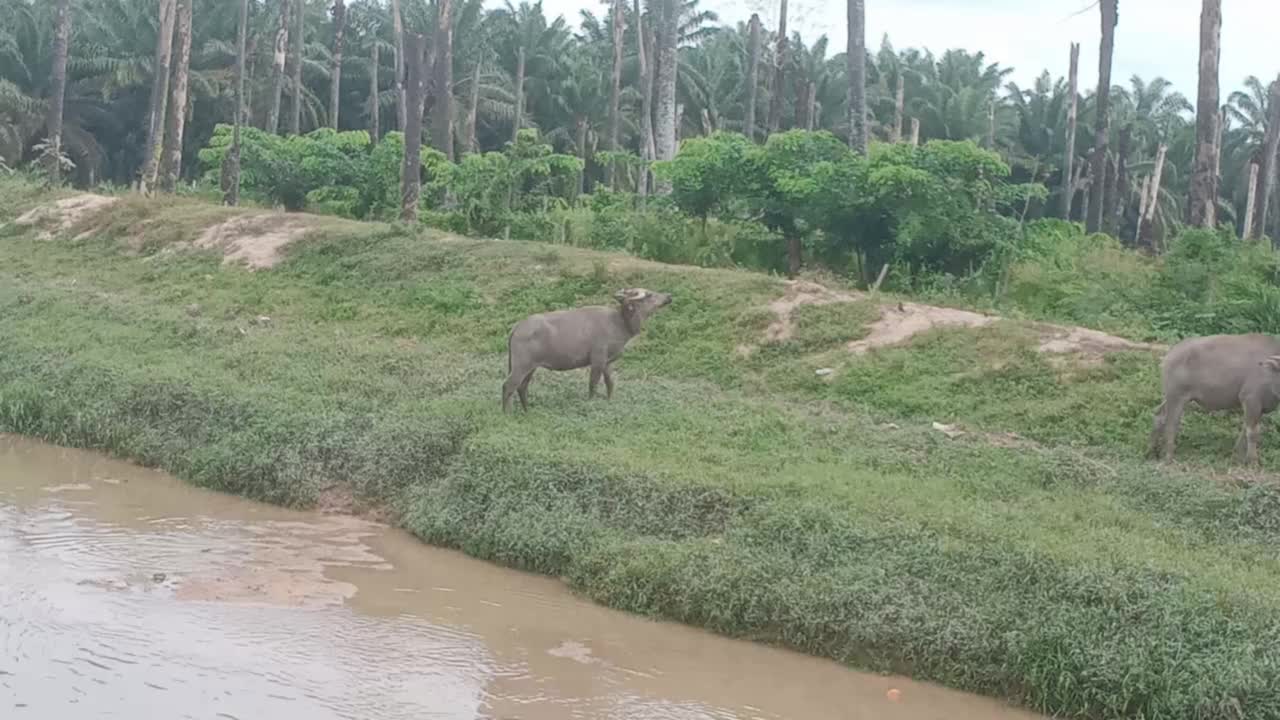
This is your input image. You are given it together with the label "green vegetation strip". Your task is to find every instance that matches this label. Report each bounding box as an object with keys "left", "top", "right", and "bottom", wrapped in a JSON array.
[{"left": 2, "top": 185, "right": 1280, "bottom": 719}]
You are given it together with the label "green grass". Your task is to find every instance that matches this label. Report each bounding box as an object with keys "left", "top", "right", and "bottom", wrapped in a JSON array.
[{"left": 3, "top": 177, "right": 1280, "bottom": 719}]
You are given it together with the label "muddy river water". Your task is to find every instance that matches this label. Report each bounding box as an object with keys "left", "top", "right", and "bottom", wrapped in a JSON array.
[{"left": 0, "top": 435, "right": 1044, "bottom": 720}]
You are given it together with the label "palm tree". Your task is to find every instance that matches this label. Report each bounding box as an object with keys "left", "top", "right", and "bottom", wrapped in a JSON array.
[
  {"left": 1188, "top": 0, "right": 1221, "bottom": 228},
  {"left": 429, "top": 0, "right": 454, "bottom": 158},
  {"left": 140, "top": 0, "right": 177, "bottom": 193},
  {"left": 766, "top": 0, "right": 786, "bottom": 133},
  {"left": 492, "top": 1, "right": 570, "bottom": 142},
  {"left": 266, "top": 0, "right": 290, "bottom": 132},
  {"left": 159, "top": 0, "right": 193, "bottom": 191},
  {"left": 46, "top": 0, "right": 73, "bottom": 183},
  {"left": 223, "top": 0, "right": 249, "bottom": 206},
  {"left": 652, "top": 0, "right": 679, "bottom": 176},
  {"left": 1086, "top": 0, "right": 1117, "bottom": 233},
  {"left": 847, "top": 0, "right": 866, "bottom": 152},
  {"left": 400, "top": 30, "right": 425, "bottom": 221},
  {"left": 329, "top": 0, "right": 347, "bottom": 129},
  {"left": 743, "top": 13, "right": 761, "bottom": 140}
]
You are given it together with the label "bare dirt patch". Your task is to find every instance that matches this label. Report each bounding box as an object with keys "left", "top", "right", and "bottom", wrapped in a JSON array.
[
  {"left": 12, "top": 193, "right": 119, "bottom": 240},
  {"left": 747, "top": 279, "right": 1164, "bottom": 366},
  {"left": 847, "top": 301, "right": 996, "bottom": 355},
  {"left": 1035, "top": 324, "right": 1164, "bottom": 367},
  {"left": 194, "top": 213, "right": 314, "bottom": 269}
]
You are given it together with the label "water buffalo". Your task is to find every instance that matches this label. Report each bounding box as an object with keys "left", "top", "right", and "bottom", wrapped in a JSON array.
[
  {"left": 1148, "top": 333, "right": 1280, "bottom": 464},
  {"left": 502, "top": 288, "right": 673, "bottom": 412}
]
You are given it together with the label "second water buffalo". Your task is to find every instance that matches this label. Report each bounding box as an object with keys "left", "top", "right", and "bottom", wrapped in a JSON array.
[
  {"left": 502, "top": 288, "right": 673, "bottom": 412},
  {"left": 1148, "top": 333, "right": 1280, "bottom": 464}
]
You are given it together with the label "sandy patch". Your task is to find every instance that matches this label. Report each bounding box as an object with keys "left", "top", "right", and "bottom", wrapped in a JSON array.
[
  {"left": 745, "top": 279, "right": 1161, "bottom": 365},
  {"left": 1035, "top": 324, "right": 1164, "bottom": 366},
  {"left": 848, "top": 301, "right": 995, "bottom": 355},
  {"left": 12, "top": 193, "right": 119, "bottom": 240},
  {"left": 193, "top": 213, "right": 313, "bottom": 269}
]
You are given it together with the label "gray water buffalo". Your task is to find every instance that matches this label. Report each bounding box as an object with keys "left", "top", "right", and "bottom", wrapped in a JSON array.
[
  {"left": 1148, "top": 333, "right": 1280, "bottom": 464},
  {"left": 502, "top": 288, "right": 673, "bottom": 412}
]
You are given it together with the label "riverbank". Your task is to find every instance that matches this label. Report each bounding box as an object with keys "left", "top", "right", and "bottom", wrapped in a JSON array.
[{"left": 2, "top": 178, "right": 1279, "bottom": 718}]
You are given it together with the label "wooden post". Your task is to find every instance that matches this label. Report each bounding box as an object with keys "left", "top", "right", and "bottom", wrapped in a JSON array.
[{"left": 909, "top": 118, "right": 920, "bottom": 146}]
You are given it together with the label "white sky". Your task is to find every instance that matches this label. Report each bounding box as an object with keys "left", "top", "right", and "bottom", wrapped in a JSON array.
[{"left": 523, "top": 0, "right": 1280, "bottom": 98}]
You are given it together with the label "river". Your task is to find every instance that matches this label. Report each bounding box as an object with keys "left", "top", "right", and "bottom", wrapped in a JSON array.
[{"left": 0, "top": 435, "right": 1044, "bottom": 719}]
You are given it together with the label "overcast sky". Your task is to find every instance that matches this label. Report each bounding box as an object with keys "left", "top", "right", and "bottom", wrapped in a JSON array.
[{"left": 521, "top": 0, "right": 1280, "bottom": 99}]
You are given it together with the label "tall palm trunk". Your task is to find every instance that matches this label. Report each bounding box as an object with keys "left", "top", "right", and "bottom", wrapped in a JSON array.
[
  {"left": 1243, "top": 162, "right": 1259, "bottom": 240},
  {"left": 606, "top": 0, "right": 625, "bottom": 186},
  {"left": 1138, "top": 143, "right": 1168, "bottom": 250},
  {"left": 1258, "top": 75, "right": 1280, "bottom": 243},
  {"left": 290, "top": 0, "right": 304, "bottom": 134},
  {"left": 891, "top": 73, "right": 904, "bottom": 142},
  {"left": 465, "top": 58, "right": 481, "bottom": 154},
  {"left": 1061, "top": 42, "right": 1079, "bottom": 219},
  {"left": 1085, "top": 0, "right": 1116, "bottom": 233},
  {"left": 1105, "top": 124, "right": 1130, "bottom": 236},
  {"left": 267, "top": 0, "right": 291, "bottom": 132},
  {"left": 392, "top": 0, "right": 406, "bottom": 130},
  {"left": 369, "top": 36, "right": 379, "bottom": 141},
  {"left": 430, "top": 0, "right": 454, "bottom": 159},
  {"left": 744, "top": 13, "right": 761, "bottom": 141},
  {"left": 400, "top": 31, "right": 426, "bottom": 222},
  {"left": 652, "top": 0, "right": 679, "bottom": 189},
  {"left": 159, "top": 0, "right": 193, "bottom": 192},
  {"left": 766, "top": 0, "right": 787, "bottom": 133},
  {"left": 140, "top": 0, "right": 177, "bottom": 193},
  {"left": 223, "top": 0, "right": 249, "bottom": 206},
  {"left": 805, "top": 83, "right": 817, "bottom": 131},
  {"left": 511, "top": 46, "right": 526, "bottom": 142},
  {"left": 847, "top": 0, "right": 866, "bottom": 153},
  {"left": 45, "top": 0, "right": 72, "bottom": 184},
  {"left": 329, "top": 1, "right": 347, "bottom": 129},
  {"left": 575, "top": 116, "right": 589, "bottom": 195},
  {"left": 1188, "top": 0, "right": 1221, "bottom": 228},
  {"left": 635, "top": 0, "right": 655, "bottom": 197}
]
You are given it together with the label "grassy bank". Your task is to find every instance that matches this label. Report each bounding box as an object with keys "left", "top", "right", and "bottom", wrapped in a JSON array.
[{"left": 3, "top": 178, "right": 1280, "bottom": 718}]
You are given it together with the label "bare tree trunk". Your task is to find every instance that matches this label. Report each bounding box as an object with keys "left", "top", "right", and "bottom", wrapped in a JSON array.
[
  {"left": 767, "top": 0, "right": 788, "bottom": 134},
  {"left": 1243, "top": 162, "right": 1260, "bottom": 240},
  {"left": 45, "top": 0, "right": 71, "bottom": 184},
  {"left": 400, "top": 31, "right": 425, "bottom": 222},
  {"left": 1105, "top": 124, "right": 1130, "bottom": 236},
  {"left": 986, "top": 101, "right": 996, "bottom": 150},
  {"left": 1061, "top": 42, "right": 1079, "bottom": 219},
  {"left": 1139, "top": 143, "right": 1168, "bottom": 249},
  {"left": 159, "top": 0, "right": 193, "bottom": 192},
  {"left": 847, "top": 0, "right": 867, "bottom": 153},
  {"left": 576, "top": 117, "right": 588, "bottom": 195},
  {"left": 805, "top": 83, "right": 817, "bottom": 131},
  {"left": 1259, "top": 75, "right": 1280, "bottom": 243},
  {"left": 653, "top": 0, "right": 678, "bottom": 189},
  {"left": 909, "top": 117, "right": 919, "bottom": 146},
  {"left": 1188, "top": 0, "right": 1221, "bottom": 228},
  {"left": 329, "top": 1, "right": 347, "bottom": 129},
  {"left": 465, "top": 59, "right": 481, "bottom": 154},
  {"left": 1080, "top": 165, "right": 1092, "bottom": 225},
  {"left": 1086, "top": 0, "right": 1116, "bottom": 233},
  {"left": 635, "top": 0, "right": 655, "bottom": 198},
  {"left": 606, "top": 0, "right": 625, "bottom": 185},
  {"left": 140, "top": 0, "right": 177, "bottom": 194},
  {"left": 369, "top": 36, "right": 380, "bottom": 141},
  {"left": 1069, "top": 160, "right": 1085, "bottom": 221},
  {"left": 511, "top": 46, "right": 526, "bottom": 142},
  {"left": 290, "top": 0, "right": 304, "bottom": 134},
  {"left": 223, "top": 0, "right": 249, "bottom": 206},
  {"left": 392, "top": 0, "right": 406, "bottom": 130},
  {"left": 744, "top": 13, "right": 761, "bottom": 142},
  {"left": 1135, "top": 175, "right": 1150, "bottom": 244},
  {"left": 891, "top": 73, "right": 904, "bottom": 142},
  {"left": 267, "top": 0, "right": 291, "bottom": 133},
  {"left": 429, "top": 0, "right": 454, "bottom": 159}
]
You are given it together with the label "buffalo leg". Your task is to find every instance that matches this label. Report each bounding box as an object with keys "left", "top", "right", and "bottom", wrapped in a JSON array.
[
  {"left": 603, "top": 364, "right": 615, "bottom": 399},
  {"left": 1159, "top": 397, "right": 1187, "bottom": 460},
  {"left": 1242, "top": 402, "right": 1264, "bottom": 465},
  {"left": 1147, "top": 401, "right": 1167, "bottom": 459},
  {"left": 516, "top": 369, "right": 535, "bottom": 411},
  {"left": 589, "top": 367, "right": 603, "bottom": 398}
]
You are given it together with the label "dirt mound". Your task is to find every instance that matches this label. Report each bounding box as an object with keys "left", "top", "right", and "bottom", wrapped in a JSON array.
[
  {"left": 12, "top": 193, "right": 119, "bottom": 239},
  {"left": 848, "top": 301, "right": 995, "bottom": 355},
  {"left": 1035, "top": 324, "right": 1164, "bottom": 364},
  {"left": 194, "top": 213, "right": 313, "bottom": 269},
  {"left": 751, "top": 279, "right": 1160, "bottom": 363}
]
